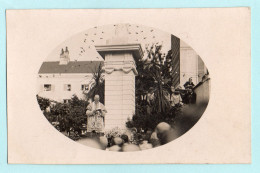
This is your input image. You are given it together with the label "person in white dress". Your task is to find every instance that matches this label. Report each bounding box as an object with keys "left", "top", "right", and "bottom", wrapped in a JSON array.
[
  {"left": 167, "top": 86, "right": 183, "bottom": 107},
  {"left": 86, "top": 95, "right": 107, "bottom": 136}
]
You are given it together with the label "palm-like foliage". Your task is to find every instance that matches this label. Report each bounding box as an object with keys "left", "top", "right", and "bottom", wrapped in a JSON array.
[
  {"left": 127, "top": 44, "right": 182, "bottom": 130},
  {"left": 136, "top": 44, "right": 173, "bottom": 113},
  {"left": 85, "top": 62, "right": 105, "bottom": 103}
]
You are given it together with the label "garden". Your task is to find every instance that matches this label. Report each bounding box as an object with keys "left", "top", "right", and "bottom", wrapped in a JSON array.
[{"left": 36, "top": 43, "right": 199, "bottom": 150}]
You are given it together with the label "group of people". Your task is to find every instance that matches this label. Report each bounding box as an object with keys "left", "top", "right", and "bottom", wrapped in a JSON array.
[
  {"left": 146, "top": 77, "right": 195, "bottom": 114},
  {"left": 83, "top": 93, "right": 178, "bottom": 151},
  {"left": 79, "top": 122, "right": 177, "bottom": 152},
  {"left": 84, "top": 78, "right": 196, "bottom": 143}
]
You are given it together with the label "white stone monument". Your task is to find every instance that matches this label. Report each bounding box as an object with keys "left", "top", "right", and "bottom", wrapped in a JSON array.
[{"left": 95, "top": 24, "right": 143, "bottom": 130}]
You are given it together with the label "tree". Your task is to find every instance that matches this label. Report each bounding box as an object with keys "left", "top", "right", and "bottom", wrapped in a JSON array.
[
  {"left": 136, "top": 44, "right": 173, "bottom": 113},
  {"left": 67, "top": 95, "right": 89, "bottom": 129},
  {"left": 127, "top": 44, "right": 182, "bottom": 130},
  {"left": 85, "top": 62, "right": 105, "bottom": 104},
  {"left": 36, "top": 95, "right": 50, "bottom": 111}
]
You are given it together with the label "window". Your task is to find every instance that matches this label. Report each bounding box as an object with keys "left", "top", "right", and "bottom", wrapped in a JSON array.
[
  {"left": 81, "top": 84, "right": 89, "bottom": 91},
  {"left": 63, "top": 99, "right": 69, "bottom": 104},
  {"left": 64, "top": 84, "right": 71, "bottom": 91},
  {"left": 44, "top": 84, "right": 51, "bottom": 91}
]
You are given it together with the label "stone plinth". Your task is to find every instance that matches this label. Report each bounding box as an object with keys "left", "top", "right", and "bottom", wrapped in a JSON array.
[{"left": 96, "top": 44, "right": 143, "bottom": 130}]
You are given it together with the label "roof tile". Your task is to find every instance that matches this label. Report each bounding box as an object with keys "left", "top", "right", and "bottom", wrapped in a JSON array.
[{"left": 38, "top": 61, "right": 104, "bottom": 74}]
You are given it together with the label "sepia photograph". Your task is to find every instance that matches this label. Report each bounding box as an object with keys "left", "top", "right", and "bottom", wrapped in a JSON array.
[
  {"left": 7, "top": 8, "right": 250, "bottom": 164},
  {"left": 36, "top": 23, "right": 210, "bottom": 151}
]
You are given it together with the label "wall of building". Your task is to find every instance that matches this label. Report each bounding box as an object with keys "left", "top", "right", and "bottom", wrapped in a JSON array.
[
  {"left": 180, "top": 40, "right": 199, "bottom": 87},
  {"left": 194, "top": 78, "right": 211, "bottom": 105},
  {"left": 180, "top": 41, "right": 208, "bottom": 88},
  {"left": 37, "top": 73, "right": 93, "bottom": 102}
]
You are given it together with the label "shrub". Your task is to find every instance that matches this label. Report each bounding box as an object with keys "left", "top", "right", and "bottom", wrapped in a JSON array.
[
  {"left": 36, "top": 95, "right": 50, "bottom": 111},
  {"left": 36, "top": 94, "right": 89, "bottom": 133}
]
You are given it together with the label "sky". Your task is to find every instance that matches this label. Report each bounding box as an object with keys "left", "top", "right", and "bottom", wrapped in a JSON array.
[{"left": 45, "top": 23, "right": 172, "bottom": 62}]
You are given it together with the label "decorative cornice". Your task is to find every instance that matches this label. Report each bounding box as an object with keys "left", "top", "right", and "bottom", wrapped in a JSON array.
[{"left": 95, "top": 44, "right": 144, "bottom": 61}]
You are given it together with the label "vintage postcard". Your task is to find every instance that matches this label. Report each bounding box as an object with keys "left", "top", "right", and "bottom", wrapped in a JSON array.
[{"left": 7, "top": 8, "right": 251, "bottom": 164}]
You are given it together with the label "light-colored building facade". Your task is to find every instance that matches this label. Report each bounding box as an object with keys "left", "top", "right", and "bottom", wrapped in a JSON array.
[
  {"left": 37, "top": 48, "right": 103, "bottom": 103},
  {"left": 170, "top": 35, "right": 208, "bottom": 88},
  {"left": 180, "top": 40, "right": 208, "bottom": 86}
]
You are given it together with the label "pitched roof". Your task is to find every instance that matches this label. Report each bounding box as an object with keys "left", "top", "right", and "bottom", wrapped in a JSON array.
[{"left": 38, "top": 61, "right": 104, "bottom": 74}]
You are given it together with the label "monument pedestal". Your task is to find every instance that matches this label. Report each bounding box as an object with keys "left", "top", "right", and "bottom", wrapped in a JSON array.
[{"left": 96, "top": 44, "right": 143, "bottom": 130}]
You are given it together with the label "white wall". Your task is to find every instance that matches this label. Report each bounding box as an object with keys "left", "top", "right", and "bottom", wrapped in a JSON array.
[
  {"left": 37, "top": 73, "right": 93, "bottom": 102},
  {"left": 180, "top": 41, "right": 208, "bottom": 88},
  {"left": 180, "top": 40, "right": 199, "bottom": 87}
]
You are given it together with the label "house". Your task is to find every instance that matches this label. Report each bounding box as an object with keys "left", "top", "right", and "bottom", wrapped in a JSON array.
[
  {"left": 37, "top": 47, "right": 104, "bottom": 103},
  {"left": 170, "top": 35, "right": 208, "bottom": 88}
]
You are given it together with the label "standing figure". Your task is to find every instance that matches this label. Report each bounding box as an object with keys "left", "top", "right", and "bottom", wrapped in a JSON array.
[
  {"left": 167, "top": 86, "right": 183, "bottom": 107},
  {"left": 184, "top": 77, "right": 195, "bottom": 90},
  {"left": 86, "top": 95, "right": 107, "bottom": 135},
  {"left": 183, "top": 77, "right": 196, "bottom": 104}
]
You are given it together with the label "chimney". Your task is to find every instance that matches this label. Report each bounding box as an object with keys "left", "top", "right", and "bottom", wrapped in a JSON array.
[{"left": 59, "top": 47, "right": 70, "bottom": 65}]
